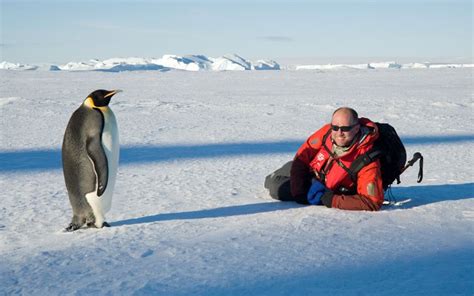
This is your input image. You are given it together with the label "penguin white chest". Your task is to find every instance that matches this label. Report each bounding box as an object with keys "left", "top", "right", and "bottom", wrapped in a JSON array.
[
  {"left": 86, "top": 107, "right": 119, "bottom": 227},
  {"left": 101, "top": 108, "right": 120, "bottom": 175}
]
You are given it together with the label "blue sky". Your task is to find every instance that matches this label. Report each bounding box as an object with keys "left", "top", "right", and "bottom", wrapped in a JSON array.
[{"left": 1, "top": 0, "right": 472, "bottom": 63}]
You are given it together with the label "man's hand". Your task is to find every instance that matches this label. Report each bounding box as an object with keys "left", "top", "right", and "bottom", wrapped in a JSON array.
[{"left": 307, "top": 180, "right": 328, "bottom": 205}]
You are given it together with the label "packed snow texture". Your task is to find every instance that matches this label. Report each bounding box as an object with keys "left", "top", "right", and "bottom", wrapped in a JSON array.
[
  {"left": 0, "top": 68, "right": 473, "bottom": 295},
  {"left": 2, "top": 53, "right": 472, "bottom": 72}
]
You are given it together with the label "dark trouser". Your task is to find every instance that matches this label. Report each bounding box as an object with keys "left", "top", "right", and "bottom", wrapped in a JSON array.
[{"left": 264, "top": 161, "right": 309, "bottom": 204}]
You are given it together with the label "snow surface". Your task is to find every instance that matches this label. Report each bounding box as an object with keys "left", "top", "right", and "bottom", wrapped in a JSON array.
[{"left": 0, "top": 68, "right": 473, "bottom": 295}]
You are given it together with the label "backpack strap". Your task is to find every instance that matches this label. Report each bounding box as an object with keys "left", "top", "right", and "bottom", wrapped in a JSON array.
[{"left": 347, "top": 149, "right": 383, "bottom": 182}]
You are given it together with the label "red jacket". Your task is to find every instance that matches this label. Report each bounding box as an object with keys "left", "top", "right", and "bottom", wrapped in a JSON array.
[{"left": 291, "top": 118, "right": 384, "bottom": 211}]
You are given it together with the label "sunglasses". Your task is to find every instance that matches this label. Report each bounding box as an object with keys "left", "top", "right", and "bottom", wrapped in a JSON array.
[{"left": 331, "top": 123, "right": 358, "bottom": 132}]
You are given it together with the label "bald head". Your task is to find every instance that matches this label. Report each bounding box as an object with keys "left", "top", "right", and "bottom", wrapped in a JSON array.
[{"left": 332, "top": 107, "right": 359, "bottom": 125}]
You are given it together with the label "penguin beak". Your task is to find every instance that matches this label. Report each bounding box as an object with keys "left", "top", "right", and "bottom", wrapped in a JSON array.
[{"left": 104, "top": 89, "right": 123, "bottom": 99}]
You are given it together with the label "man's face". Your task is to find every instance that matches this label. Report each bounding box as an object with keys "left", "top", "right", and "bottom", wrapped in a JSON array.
[{"left": 331, "top": 111, "right": 360, "bottom": 147}]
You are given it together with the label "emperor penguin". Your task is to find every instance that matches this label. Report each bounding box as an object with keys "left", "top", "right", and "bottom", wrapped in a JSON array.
[{"left": 62, "top": 89, "right": 121, "bottom": 231}]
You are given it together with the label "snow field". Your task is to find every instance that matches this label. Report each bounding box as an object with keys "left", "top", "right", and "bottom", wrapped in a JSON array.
[{"left": 0, "top": 68, "right": 473, "bottom": 295}]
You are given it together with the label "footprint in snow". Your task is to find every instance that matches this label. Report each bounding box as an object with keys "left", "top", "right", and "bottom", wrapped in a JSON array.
[{"left": 141, "top": 249, "right": 154, "bottom": 258}]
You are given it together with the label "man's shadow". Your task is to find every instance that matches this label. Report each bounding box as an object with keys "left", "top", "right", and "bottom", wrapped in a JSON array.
[
  {"left": 388, "top": 182, "right": 473, "bottom": 208},
  {"left": 111, "top": 201, "right": 298, "bottom": 227},
  {"left": 111, "top": 183, "right": 473, "bottom": 227}
]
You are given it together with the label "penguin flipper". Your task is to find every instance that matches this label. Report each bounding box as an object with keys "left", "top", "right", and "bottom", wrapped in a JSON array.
[{"left": 86, "top": 135, "right": 108, "bottom": 196}]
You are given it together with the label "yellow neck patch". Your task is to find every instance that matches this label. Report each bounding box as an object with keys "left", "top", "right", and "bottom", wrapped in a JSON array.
[{"left": 84, "top": 97, "right": 108, "bottom": 112}]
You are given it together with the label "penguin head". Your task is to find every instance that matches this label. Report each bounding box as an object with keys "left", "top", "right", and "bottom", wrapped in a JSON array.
[{"left": 84, "top": 89, "right": 122, "bottom": 108}]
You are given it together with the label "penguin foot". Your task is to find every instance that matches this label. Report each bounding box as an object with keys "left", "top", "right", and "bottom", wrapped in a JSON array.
[
  {"left": 65, "top": 223, "right": 81, "bottom": 232},
  {"left": 85, "top": 221, "right": 110, "bottom": 228}
]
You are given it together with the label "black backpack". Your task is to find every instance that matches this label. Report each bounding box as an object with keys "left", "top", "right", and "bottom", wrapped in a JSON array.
[{"left": 348, "top": 122, "right": 423, "bottom": 191}]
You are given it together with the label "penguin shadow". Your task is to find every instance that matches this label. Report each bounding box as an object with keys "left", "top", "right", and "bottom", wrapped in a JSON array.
[
  {"left": 110, "top": 201, "right": 297, "bottom": 227},
  {"left": 385, "top": 182, "right": 474, "bottom": 209}
]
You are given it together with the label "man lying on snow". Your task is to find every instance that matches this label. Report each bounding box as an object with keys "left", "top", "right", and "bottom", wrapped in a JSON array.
[{"left": 265, "top": 107, "right": 383, "bottom": 211}]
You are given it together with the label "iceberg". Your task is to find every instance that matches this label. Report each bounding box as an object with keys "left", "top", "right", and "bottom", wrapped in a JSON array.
[{"left": 0, "top": 61, "right": 38, "bottom": 70}]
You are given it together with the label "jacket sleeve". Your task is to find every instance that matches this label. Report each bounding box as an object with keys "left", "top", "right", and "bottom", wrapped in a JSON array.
[
  {"left": 290, "top": 157, "right": 312, "bottom": 204},
  {"left": 323, "top": 160, "right": 384, "bottom": 211},
  {"left": 290, "top": 130, "right": 325, "bottom": 203}
]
